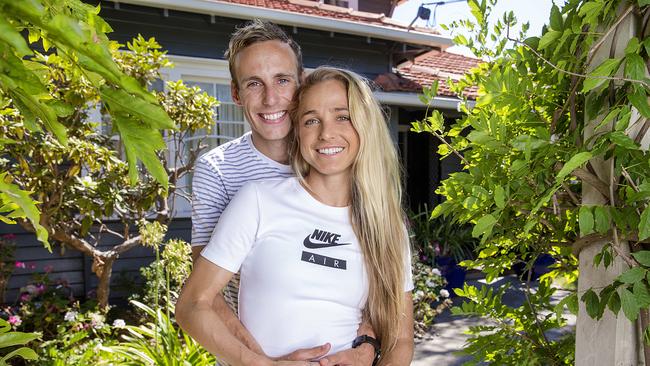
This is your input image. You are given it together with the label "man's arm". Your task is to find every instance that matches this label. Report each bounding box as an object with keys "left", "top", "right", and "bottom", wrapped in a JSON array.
[
  {"left": 178, "top": 256, "right": 326, "bottom": 366},
  {"left": 317, "top": 319, "right": 376, "bottom": 366},
  {"left": 191, "top": 245, "right": 264, "bottom": 354},
  {"left": 377, "top": 292, "right": 414, "bottom": 366}
]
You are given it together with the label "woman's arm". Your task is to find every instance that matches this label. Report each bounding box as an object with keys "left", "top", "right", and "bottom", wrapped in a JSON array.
[{"left": 378, "top": 292, "right": 414, "bottom": 366}]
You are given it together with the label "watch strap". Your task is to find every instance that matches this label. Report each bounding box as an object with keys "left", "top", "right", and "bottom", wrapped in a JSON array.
[{"left": 352, "top": 335, "right": 381, "bottom": 366}]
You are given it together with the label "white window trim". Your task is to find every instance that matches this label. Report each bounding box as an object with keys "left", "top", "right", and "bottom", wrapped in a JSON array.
[{"left": 161, "top": 55, "right": 250, "bottom": 218}]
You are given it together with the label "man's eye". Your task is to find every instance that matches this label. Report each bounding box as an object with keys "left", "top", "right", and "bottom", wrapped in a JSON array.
[
  {"left": 278, "top": 78, "right": 290, "bottom": 85},
  {"left": 246, "top": 81, "right": 261, "bottom": 88}
]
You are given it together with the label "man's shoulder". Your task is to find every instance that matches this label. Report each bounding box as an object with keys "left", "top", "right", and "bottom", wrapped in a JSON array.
[{"left": 198, "top": 133, "right": 253, "bottom": 166}]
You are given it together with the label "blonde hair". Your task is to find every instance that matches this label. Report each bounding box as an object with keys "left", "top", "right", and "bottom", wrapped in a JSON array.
[
  {"left": 289, "top": 67, "right": 408, "bottom": 356},
  {"left": 225, "top": 19, "right": 303, "bottom": 88}
]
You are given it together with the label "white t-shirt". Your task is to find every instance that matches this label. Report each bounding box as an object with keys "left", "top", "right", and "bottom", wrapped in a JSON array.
[{"left": 201, "top": 177, "right": 414, "bottom": 357}]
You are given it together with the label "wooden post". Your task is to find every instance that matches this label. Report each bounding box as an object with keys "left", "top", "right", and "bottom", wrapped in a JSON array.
[{"left": 577, "top": 2, "right": 649, "bottom": 364}]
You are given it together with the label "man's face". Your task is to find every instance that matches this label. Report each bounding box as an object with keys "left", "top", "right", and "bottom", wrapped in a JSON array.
[{"left": 231, "top": 40, "right": 300, "bottom": 144}]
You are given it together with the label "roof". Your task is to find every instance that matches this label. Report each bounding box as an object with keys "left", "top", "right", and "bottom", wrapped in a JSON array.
[
  {"left": 375, "top": 50, "right": 481, "bottom": 99},
  {"left": 116, "top": 0, "right": 453, "bottom": 48},
  {"left": 219, "top": 0, "right": 438, "bottom": 34}
]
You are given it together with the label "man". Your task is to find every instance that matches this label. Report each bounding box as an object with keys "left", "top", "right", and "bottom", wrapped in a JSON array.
[{"left": 189, "top": 20, "right": 376, "bottom": 365}]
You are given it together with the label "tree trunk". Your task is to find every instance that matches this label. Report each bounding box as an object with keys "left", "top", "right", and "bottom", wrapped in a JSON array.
[{"left": 95, "top": 256, "right": 115, "bottom": 310}]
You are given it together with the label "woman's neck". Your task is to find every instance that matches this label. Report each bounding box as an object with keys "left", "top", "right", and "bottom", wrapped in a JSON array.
[{"left": 303, "top": 173, "right": 351, "bottom": 207}]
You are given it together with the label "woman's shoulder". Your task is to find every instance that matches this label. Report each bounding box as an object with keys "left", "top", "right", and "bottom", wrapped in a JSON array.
[{"left": 240, "top": 177, "right": 297, "bottom": 194}]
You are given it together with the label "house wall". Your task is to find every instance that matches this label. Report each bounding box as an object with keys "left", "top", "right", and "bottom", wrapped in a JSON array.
[
  {"left": 1, "top": 219, "right": 190, "bottom": 305},
  {"left": 97, "top": 1, "right": 395, "bottom": 79},
  {"left": 358, "top": 0, "right": 393, "bottom": 16}
]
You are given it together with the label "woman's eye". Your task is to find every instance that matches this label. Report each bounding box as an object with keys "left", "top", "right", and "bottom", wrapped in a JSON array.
[
  {"left": 337, "top": 115, "right": 351, "bottom": 121},
  {"left": 304, "top": 118, "right": 319, "bottom": 126}
]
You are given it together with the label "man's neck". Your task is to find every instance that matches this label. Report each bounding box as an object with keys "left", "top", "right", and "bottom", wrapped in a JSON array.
[{"left": 250, "top": 133, "right": 289, "bottom": 165}]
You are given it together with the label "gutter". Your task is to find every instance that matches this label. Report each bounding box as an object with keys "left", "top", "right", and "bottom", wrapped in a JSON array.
[
  {"left": 114, "top": 0, "right": 454, "bottom": 48},
  {"left": 375, "top": 91, "right": 474, "bottom": 111}
]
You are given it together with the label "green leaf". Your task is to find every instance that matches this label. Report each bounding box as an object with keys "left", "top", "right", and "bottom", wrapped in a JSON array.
[
  {"left": 556, "top": 152, "right": 592, "bottom": 182},
  {"left": 608, "top": 291, "right": 621, "bottom": 314},
  {"left": 579, "top": 206, "right": 594, "bottom": 236},
  {"left": 472, "top": 214, "right": 496, "bottom": 238},
  {"left": 494, "top": 186, "right": 505, "bottom": 209},
  {"left": 0, "top": 173, "right": 49, "bottom": 250},
  {"left": 624, "top": 54, "right": 646, "bottom": 81},
  {"left": 581, "top": 289, "right": 601, "bottom": 319},
  {"left": 0, "top": 331, "right": 39, "bottom": 349},
  {"left": 0, "top": 17, "right": 33, "bottom": 57},
  {"left": 549, "top": 4, "right": 563, "bottom": 30},
  {"left": 629, "top": 89, "right": 650, "bottom": 118},
  {"left": 0, "top": 347, "right": 39, "bottom": 363},
  {"left": 593, "top": 206, "right": 610, "bottom": 234},
  {"left": 640, "top": 206, "right": 650, "bottom": 241},
  {"left": 625, "top": 38, "right": 641, "bottom": 55},
  {"left": 632, "top": 251, "right": 650, "bottom": 267},
  {"left": 112, "top": 115, "right": 169, "bottom": 189},
  {"left": 582, "top": 58, "right": 621, "bottom": 93},
  {"left": 617, "top": 267, "right": 646, "bottom": 284},
  {"left": 620, "top": 288, "right": 640, "bottom": 321},
  {"left": 639, "top": 0, "right": 650, "bottom": 6},
  {"left": 100, "top": 86, "right": 174, "bottom": 130},
  {"left": 633, "top": 281, "right": 650, "bottom": 308},
  {"left": 609, "top": 131, "right": 638, "bottom": 150},
  {"left": 538, "top": 30, "right": 562, "bottom": 50}
]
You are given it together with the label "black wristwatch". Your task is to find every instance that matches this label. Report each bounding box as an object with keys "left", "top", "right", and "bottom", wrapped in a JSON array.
[{"left": 352, "top": 334, "right": 381, "bottom": 366}]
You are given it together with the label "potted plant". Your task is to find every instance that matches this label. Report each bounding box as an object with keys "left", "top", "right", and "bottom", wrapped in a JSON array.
[{"left": 409, "top": 206, "right": 478, "bottom": 294}]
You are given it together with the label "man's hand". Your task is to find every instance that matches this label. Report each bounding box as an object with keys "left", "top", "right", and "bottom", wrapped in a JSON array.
[
  {"left": 274, "top": 343, "right": 331, "bottom": 362},
  {"left": 317, "top": 343, "right": 374, "bottom": 366}
]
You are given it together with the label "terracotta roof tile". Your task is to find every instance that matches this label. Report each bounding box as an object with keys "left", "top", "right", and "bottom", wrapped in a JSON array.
[
  {"left": 216, "top": 0, "right": 439, "bottom": 34},
  {"left": 375, "top": 50, "right": 480, "bottom": 99}
]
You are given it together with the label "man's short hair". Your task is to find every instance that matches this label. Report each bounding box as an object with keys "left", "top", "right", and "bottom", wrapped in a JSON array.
[{"left": 225, "top": 19, "right": 304, "bottom": 88}]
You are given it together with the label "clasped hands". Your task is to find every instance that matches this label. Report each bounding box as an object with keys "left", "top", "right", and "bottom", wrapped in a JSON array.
[{"left": 268, "top": 341, "right": 374, "bottom": 366}]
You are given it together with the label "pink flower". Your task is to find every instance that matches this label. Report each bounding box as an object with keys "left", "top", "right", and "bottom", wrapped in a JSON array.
[
  {"left": 27, "top": 263, "right": 36, "bottom": 270},
  {"left": 8, "top": 315, "right": 21, "bottom": 326},
  {"left": 44, "top": 265, "right": 54, "bottom": 273},
  {"left": 19, "top": 293, "right": 31, "bottom": 302},
  {"left": 2, "top": 234, "right": 16, "bottom": 240},
  {"left": 15, "top": 261, "right": 25, "bottom": 269}
]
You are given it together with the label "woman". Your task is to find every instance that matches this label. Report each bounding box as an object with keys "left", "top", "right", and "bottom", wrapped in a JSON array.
[{"left": 176, "top": 67, "right": 414, "bottom": 366}]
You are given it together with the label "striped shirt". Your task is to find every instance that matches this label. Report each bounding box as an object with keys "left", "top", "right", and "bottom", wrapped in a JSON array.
[{"left": 191, "top": 132, "right": 293, "bottom": 313}]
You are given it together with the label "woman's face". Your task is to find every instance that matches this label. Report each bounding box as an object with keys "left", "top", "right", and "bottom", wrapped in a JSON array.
[{"left": 297, "top": 79, "right": 360, "bottom": 182}]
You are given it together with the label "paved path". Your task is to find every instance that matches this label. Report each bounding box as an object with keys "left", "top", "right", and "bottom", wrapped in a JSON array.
[{"left": 412, "top": 275, "right": 576, "bottom": 365}]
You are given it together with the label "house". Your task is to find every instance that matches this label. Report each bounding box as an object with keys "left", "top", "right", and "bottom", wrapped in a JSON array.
[{"left": 1, "top": 0, "right": 479, "bottom": 303}]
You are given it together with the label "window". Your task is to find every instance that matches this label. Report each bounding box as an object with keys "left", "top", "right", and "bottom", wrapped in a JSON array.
[{"left": 161, "top": 55, "right": 249, "bottom": 217}]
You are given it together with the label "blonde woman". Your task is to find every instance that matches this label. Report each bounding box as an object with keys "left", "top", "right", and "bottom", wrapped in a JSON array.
[{"left": 176, "top": 67, "right": 414, "bottom": 366}]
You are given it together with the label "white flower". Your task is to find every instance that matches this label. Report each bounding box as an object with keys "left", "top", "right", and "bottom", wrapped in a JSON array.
[
  {"left": 550, "top": 134, "right": 559, "bottom": 144},
  {"left": 415, "top": 290, "right": 425, "bottom": 299},
  {"left": 440, "top": 289, "right": 450, "bottom": 298},
  {"left": 431, "top": 268, "right": 442, "bottom": 277},
  {"left": 426, "top": 280, "right": 435, "bottom": 287},
  {"left": 64, "top": 311, "right": 78, "bottom": 322},
  {"left": 25, "top": 284, "right": 38, "bottom": 295},
  {"left": 89, "top": 312, "right": 105, "bottom": 329},
  {"left": 112, "top": 319, "right": 126, "bottom": 328}
]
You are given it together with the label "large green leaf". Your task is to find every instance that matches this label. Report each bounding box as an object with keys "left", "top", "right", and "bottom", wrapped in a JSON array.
[
  {"left": 632, "top": 251, "right": 650, "bottom": 267},
  {"left": 556, "top": 152, "right": 592, "bottom": 182},
  {"left": 624, "top": 54, "right": 646, "bottom": 81},
  {"left": 0, "top": 173, "right": 49, "bottom": 250},
  {"left": 100, "top": 86, "right": 175, "bottom": 130},
  {"left": 538, "top": 30, "right": 562, "bottom": 50},
  {"left": 581, "top": 289, "right": 601, "bottom": 319},
  {"left": 0, "top": 17, "right": 32, "bottom": 57},
  {"left": 472, "top": 214, "right": 496, "bottom": 238},
  {"left": 620, "top": 288, "right": 640, "bottom": 322},
  {"left": 579, "top": 206, "right": 594, "bottom": 236},
  {"left": 639, "top": 206, "right": 650, "bottom": 241},
  {"left": 629, "top": 89, "right": 650, "bottom": 118},
  {"left": 582, "top": 58, "right": 621, "bottom": 93},
  {"left": 0, "top": 332, "right": 40, "bottom": 348},
  {"left": 0, "top": 347, "right": 39, "bottom": 364},
  {"left": 633, "top": 281, "right": 650, "bottom": 308},
  {"left": 617, "top": 267, "right": 646, "bottom": 284},
  {"left": 112, "top": 115, "right": 169, "bottom": 189}
]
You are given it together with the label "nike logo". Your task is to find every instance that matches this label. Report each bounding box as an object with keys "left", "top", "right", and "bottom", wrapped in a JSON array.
[{"left": 303, "top": 228, "right": 351, "bottom": 249}]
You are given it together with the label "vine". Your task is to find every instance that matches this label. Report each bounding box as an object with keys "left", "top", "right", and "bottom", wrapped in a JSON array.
[{"left": 414, "top": 0, "right": 650, "bottom": 362}]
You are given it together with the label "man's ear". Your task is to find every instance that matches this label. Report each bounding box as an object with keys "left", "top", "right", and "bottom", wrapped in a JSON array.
[
  {"left": 231, "top": 81, "right": 242, "bottom": 106},
  {"left": 299, "top": 71, "right": 306, "bottom": 85}
]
